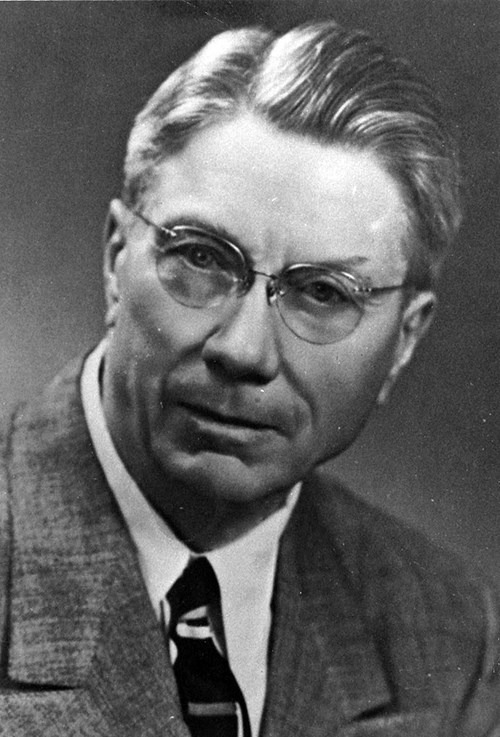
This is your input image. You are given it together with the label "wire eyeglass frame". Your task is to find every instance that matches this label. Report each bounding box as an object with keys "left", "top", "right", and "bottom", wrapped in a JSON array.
[{"left": 127, "top": 207, "right": 411, "bottom": 345}]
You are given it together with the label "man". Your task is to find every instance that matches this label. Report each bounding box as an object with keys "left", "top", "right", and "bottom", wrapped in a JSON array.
[{"left": 0, "top": 19, "right": 499, "bottom": 737}]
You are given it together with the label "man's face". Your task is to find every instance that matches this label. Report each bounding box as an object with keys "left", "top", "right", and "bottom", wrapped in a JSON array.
[{"left": 103, "top": 114, "right": 432, "bottom": 514}]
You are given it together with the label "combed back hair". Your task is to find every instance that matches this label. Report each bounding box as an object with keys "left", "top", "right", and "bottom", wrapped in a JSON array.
[{"left": 123, "top": 21, "right": 461, "bottom": 288}]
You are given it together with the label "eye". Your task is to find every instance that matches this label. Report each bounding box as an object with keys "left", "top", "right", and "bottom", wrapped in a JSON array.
[
  {"left": 181, "top": 243, "right": 226, "bottom": 272},
  {"left": 155, "top": 228, "right": 240, "bottom": 275},
  {"left": 284, "top": 268, "right": 354, "bottom": 308},
  {"left": 300, "top": 278, "right": 349, "bottom": 305}
]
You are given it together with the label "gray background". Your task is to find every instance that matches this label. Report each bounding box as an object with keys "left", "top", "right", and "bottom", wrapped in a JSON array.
[{"left": 1, "top": 1, "right": 498, "bottom": 583}]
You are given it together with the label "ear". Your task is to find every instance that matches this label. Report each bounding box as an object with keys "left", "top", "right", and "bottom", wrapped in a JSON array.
[
  {"left": 377, "top": 290, "right": 436, "bottom": 405},
  {"left": 103, "top": 199, "right": 130, "bottom": 329}
]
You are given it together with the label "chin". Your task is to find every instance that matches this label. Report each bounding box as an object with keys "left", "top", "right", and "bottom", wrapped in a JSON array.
[{"left": 157, "top": 445, "right": 299, "bottom": 506}]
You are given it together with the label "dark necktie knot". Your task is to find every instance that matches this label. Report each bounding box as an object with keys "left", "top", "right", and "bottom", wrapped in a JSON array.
[{"left": 167, "top": 557, "right": 220, "bottom": 626}]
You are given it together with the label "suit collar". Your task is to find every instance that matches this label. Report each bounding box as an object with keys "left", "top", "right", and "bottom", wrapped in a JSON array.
[
  {"left": 8, "top": 358, "right": 114, "bottom": 686},
  {"left": 261, "top": 477, "right": 393, "bottom": 736},
  {"left": 6, "top": 358, "right": 190, "bottom": 734}
]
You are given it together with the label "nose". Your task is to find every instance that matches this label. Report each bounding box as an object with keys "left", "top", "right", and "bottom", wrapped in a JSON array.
[{"left": 201, "top": 281, "right": 280, "bottom": 383}]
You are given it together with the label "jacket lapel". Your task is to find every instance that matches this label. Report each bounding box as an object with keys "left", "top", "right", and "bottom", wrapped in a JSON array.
[
  {"left": 261, "top": 482, "right": 393, "bottom": 737},
  {"left": 7, "top": 518, "right": 190, "bottom": 736},
  {"left": 82, "top": 520, "right": 190, "bottom": 737},
  {"left": 261, "top": 472, "right": 441, "bottom": 737},
  {"left": 5, "top": 361, "right": 190, "bottom": 736}
]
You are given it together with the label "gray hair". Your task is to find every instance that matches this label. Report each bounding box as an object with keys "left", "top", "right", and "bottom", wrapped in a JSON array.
[{"left": 123, "top": 21, "right": 461, "bottom": 288}]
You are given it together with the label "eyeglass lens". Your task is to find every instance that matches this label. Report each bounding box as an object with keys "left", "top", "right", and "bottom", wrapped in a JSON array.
[{"left": 154, "top": 226, "right": 362, "bottom": 344}]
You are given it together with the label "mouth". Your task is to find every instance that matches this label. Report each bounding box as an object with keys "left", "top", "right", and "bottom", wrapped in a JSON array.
[{"left": 179, "top": 402, "right": 276, "bottom": 432}]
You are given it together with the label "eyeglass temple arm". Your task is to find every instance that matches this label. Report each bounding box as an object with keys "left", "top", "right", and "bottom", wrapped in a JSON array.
[
  {"left": 360, "top": 283, "right": 410, "bottom": 294},
  {"left": 130, "top": 208, "right": 177, "bottom": 238}
]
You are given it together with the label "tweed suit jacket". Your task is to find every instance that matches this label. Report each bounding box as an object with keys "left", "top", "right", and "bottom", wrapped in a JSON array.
[{"left": 0, "top": 357, "right": 500, "bottom": 737}]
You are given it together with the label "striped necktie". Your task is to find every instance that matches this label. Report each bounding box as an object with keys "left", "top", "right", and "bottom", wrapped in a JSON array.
[{"left": 164, "top": 557, "right": 251, "bottom": 737}]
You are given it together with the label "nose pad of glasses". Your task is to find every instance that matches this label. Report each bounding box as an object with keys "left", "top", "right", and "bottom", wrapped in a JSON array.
[{"left": 266, "top": 278, "right": 279, "bottom": 305}]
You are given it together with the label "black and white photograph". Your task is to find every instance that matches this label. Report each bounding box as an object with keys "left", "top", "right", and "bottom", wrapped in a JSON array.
[{"left": 0, "top": 1, "right": 499, "bottom": 735}]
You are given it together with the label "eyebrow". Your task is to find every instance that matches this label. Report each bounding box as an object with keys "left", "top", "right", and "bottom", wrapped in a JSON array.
[
  {"left": 154, "top": 214, "right": 371, "bottom": 273},
  {"left": 313, "top": 256, "right": 370, "bottom": 272},
  {"left": 156, "top": 215, "right": 241, "bottom": 248}
]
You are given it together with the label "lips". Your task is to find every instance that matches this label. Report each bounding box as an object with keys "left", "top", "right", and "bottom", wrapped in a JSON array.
[
  {"left": 179, "top": 401, "right": 276, "bottom": 431},
  {"left": 166, "top": 379, "right": 295, "bottom": 436}
]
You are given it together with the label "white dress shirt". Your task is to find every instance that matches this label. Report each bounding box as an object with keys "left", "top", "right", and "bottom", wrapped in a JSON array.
[{"left": 81, "top": 341, "right": 299, "bottom": 737}]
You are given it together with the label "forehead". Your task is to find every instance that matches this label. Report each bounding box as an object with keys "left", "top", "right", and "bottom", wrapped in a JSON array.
[{"left": 144, "top": 114, "right": 408, "bottom": 278}]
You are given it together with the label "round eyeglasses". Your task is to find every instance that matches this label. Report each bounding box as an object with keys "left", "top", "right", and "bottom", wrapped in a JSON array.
[{"left": 129, "top": 208, "right": 410, "bottom": 345}]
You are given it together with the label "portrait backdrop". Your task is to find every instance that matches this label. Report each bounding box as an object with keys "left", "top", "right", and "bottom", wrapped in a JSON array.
[{"left": 0, "top": 1, "right": 498, "bottom": 583}]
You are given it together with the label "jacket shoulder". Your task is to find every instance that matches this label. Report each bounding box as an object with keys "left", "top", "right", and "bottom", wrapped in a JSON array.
[
  {"left": 307, "top": 466, "right": 493, "bottom": 607},
  {"left": 303, "top": 468, "right": 500, "bottom": 728},
  {"left": 7, "top": 355, "right": 87, "bottom": 452},
  {"left": 0, "top": 353, "right": 106, "bottom": 683},
  {"left": 0, "top": 353, "right": 91, "bottom": 596}
]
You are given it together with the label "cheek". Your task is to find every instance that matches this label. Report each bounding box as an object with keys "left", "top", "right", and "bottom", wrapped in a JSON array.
[
  {"left": 297, "top": 331, "right": 400, "bottom": 457},
  {"left": 107, "top": 275, "right": 177, "bottom": 411},
  {"left": 116, "top": 264, "right": 213, "bottom": 364}
]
